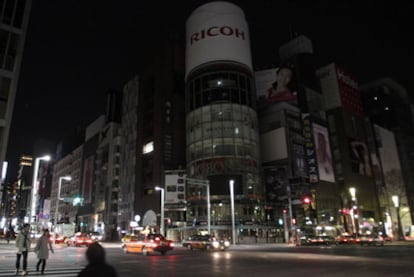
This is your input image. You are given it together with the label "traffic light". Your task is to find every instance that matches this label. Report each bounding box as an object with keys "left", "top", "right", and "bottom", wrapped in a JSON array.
[
  {"left": 283, "top": 209, "right": 287, "bottom": 214},
  {"left": 73, "top": 196, "right": 83, "bottom": 206},
  {"left": 292, "top": 218, "right": 296, "bottom": 225},
  {"left": 302, "top": 196, "right": 311, "bottom": 204}
]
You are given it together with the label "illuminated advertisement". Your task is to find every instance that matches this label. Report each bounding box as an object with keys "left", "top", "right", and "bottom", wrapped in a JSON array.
[
  {"left": 292, "top": 143, "right": 308, "bottom": 178},
  {"left": 302, "top": 114, "right": 318, "bottom": 183},
  {"left": 349, "top": 139, "right": 372, "bottom": 176},
  {"left": 312, "top": 123, "right": 335, "bottom": 183},
  {"left": 186, "top": 1, "right": 252, "bottom": 77},
  {"left": 255, "top": 67, "right": 297, "bottom": 105},
  {"left": 264, "top": 166, "right": 288, "bottom": 202}
]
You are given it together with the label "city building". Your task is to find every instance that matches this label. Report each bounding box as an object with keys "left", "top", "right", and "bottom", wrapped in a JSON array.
[
  {"left": 361, "top": 78, "right": 414, "bottom": 234},
  {"left": 51, "top": 146, "right": 82, "bottom": 234},
  {"left": 118, "top": 34, "right": 186, "bottom": 235},
  {"left": 317, "top": 63, "right": 382, "bottom": 235},
  {"left": 185, "top": 2, "right": 263, "bottom": 234},
  {"left": 0, "top": 0, "right": 32, "bottom": 178}
]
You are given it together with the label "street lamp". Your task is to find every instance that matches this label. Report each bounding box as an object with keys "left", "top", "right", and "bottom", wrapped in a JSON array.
[
  {"left": 349, "top": 187, "right": 358, "bottom": 235},
  {"left": 29, "top": 155, "right": 51, "bottom": 224},
  {"left": 155, "top": 186, "right": 165, "bottom": 237},
  {"left": 186, "top": 178, "right": 211, "bottom": 235},
  {"left": 392, "top": 195, "right": 405, "bottom": 241},
  {"left": 53, "top": 175, "right": 71, "bottom": 247},
  {"left": 229, "top": 179, "right": 236, "bottom": 246}
]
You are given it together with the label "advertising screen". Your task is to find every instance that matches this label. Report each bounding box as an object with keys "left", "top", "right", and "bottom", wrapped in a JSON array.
[
  {"left": 349, "top": 139, "right": 372, "bottom": 176},
  {"left": 312, "top": 123, "right": 335, "bottom": 183}
]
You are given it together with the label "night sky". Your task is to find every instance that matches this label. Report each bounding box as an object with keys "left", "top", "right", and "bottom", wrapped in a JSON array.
[{"left": 5, "top": 0, "right": 413, "bottom": 181}]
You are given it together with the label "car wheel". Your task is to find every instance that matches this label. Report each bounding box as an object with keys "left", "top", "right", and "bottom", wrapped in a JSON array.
[
  {"left": 189, "top": 245, "right": 193, "bottom": 250},
  {"left": 160, "top": 250, "right": 166, "bottom": 255},
  {"left": 142, "top": 247, "right": 148, "bottom": 256}
]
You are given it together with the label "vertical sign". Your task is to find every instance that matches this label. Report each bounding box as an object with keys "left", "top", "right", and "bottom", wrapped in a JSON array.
[{"left": 302, "top": 114, "right": 318, "bottom": 183}]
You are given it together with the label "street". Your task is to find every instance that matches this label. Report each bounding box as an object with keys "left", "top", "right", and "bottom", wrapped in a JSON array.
[{"left": 1, "top": 241, "right": 414, "bottom": 276}]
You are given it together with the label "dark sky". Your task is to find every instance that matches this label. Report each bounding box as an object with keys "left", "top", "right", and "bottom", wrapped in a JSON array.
[{"left": 5, "top": 0, "right": 413, "bottom": 181}]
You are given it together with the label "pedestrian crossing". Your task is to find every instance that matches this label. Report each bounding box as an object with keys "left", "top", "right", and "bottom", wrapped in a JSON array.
[{"left": 0, "top": 265, "right": 83, "bottom": 276}]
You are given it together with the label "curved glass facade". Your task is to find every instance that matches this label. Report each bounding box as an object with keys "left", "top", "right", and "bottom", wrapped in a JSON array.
[{"left": 186, "top": 63, "right": 261, "bottom": 199}]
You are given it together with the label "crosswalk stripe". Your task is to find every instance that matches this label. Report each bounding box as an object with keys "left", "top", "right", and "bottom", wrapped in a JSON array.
[{"left": 0, "top": 266, "right": 81, "bottom": 276}]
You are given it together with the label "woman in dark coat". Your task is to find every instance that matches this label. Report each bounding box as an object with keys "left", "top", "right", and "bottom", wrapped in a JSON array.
[{"left": 34, "top": 229, "right": 54, "bottom": 274}]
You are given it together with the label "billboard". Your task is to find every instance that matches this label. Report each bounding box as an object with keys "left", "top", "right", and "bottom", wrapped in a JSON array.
[
  {"left": 255, "top": 67, "right": 298, "bottom": 105},
  {"left": 165, "top": 171, "right": 186, "bottom": 204},
  {"left": 260, "top": 127, "right": 288, "bottom": 162},
  {"left": 185, "top": 2, "right": 252, "bottom": 77},
  {"left": 292, "top": 143, "right": 308, "bottom": 178},
  {"left": 264, "top": 166, "right": 288, "bottom": 203},
  {"left": 349, "top": 139, "right": 372, "bottom": 176},
  {"left": 312, "top": 123, "right": 335, "bottom": 182},
  {"left": 317, "top": 63, "right": 363, "bottom": 115},
  {"left": 302, "top": 114, "right": 318, "bottom": 183}
]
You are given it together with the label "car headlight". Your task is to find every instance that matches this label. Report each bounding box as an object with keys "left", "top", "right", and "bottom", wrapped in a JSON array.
[
  {"left": 212, "top": 241, "right": 220, "bottom": 248},
  {"left": 224, "top": 241, "right": 230, "bottom": 247}
]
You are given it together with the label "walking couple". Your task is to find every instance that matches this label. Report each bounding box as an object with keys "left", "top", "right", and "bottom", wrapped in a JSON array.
[{"left": 15, "top": 224, "right": 54, "bottom": 275}]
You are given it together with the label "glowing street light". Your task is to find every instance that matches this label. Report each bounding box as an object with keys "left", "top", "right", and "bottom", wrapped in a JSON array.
[
  {"left": 53, "top": 175, "right": 71, "bottom": 247},
  {"left": 155, "top": 186, "right": 165, "bottom": 236},
  {"left": 186, "top": 178, "right": 210, "bottom": 235},
  {"left": 229, "top": 179, "right": 236, "bottom": 246},
  {"left": 349, "top": 187, "right": 358, "bottom": 235},
  {"left": 29, "top": 155, "right": 51, "bottom": 223},
  {"left": 392, "top": 195, "right": 405, "bottom": 241}
]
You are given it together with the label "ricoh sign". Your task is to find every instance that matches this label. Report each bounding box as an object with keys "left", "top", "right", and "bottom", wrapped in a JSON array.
[
  {"left": 185, "top": 2, "right": 253, "bottom": 78},
  {"left": 189, "top": 26, "right": 246, "bottom": 45}
]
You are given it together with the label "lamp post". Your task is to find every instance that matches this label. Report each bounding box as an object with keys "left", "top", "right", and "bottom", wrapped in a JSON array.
[
  {"left": 349, "top": 187, "right": 358, "bottom": 235},
  {"left": 29, "top": 155, "right": 51, "bottom": 224},
  {"left": 53, "top": 175, "right": 71, "bottom": 247},
  {"left": 155, "top": 186, "right": 165, "bottom": 237},
  {"left": 392, "top": 195, "right": 405, "bottom": 241},
  {"left": 229, "top": 179, "right": 236, "bottom": 246},
  {"left": 186, "top": 178, "right": 210, "bottom": 235}
]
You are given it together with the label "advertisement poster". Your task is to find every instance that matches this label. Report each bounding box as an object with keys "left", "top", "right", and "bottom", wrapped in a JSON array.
[{"left": 312, "top": 123, "right": 335, "bottom": 182}]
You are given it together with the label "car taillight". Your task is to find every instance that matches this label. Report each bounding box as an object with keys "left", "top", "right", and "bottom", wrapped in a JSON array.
[
  {"left": 155, "top": 237, "right": 160, "bottom": 241},
  {"left": 169, "top": 242, "right": 174, "bottom": 247}
]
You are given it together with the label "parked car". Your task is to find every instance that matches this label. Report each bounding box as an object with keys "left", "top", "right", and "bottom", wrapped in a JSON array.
[
  {"left": 182, "top": 235, "right": 230, "bottom": 251},
  {"left": 66, "top": 233, "right": 94, "bottom": 247},
  {"left": 123, "top": 233, "right": 174, "bottom": 255}
]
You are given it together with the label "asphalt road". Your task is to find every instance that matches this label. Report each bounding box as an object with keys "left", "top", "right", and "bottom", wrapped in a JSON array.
[{"left": 1, "top": 241, "right": 414, "bottom": 276}]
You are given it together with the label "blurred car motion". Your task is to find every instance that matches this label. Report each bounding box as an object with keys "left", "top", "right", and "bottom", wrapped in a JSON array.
[
  {"left": 182, "top": 235, "right": 230, "bottom": 251},
  {"left": 49, "top": 233, "right": 66, "bottom": 244},
  {"left": 123, "top": 233, "right": 174, "bottom": 255},
  {"left": 66, "top": 232, "right": 94, "bottom": 247},
  {"left": 89, "top": 232, "right": 103, "bottom": 242}
]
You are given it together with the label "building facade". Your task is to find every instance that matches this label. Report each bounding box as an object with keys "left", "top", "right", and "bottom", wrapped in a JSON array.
[
  {"left": 185, "top": 2, "right": 263, "bottom": 230},
  {"left": 0, "top": 0, "right": 31, "bottom": 185}
]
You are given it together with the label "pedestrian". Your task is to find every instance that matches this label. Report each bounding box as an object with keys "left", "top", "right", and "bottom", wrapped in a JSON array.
[
  {"left": 15, "top": 223, "right": 31, "bottom": 276},
  {"left": 78, "top": 242, "right": 118, "bottom": 277},
  {"left": 34, "top": 229, "right": 54, "bottom": 274}
]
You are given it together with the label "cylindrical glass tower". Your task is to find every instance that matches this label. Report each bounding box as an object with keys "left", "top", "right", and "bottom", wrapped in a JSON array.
[{"left": 185, "top": 2, "right": 263, "bottom": 227}]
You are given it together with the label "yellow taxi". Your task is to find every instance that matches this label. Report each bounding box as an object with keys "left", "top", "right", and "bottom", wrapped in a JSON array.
[{"left": 123, "top": 233, "right": 174, "bottom": 256}]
